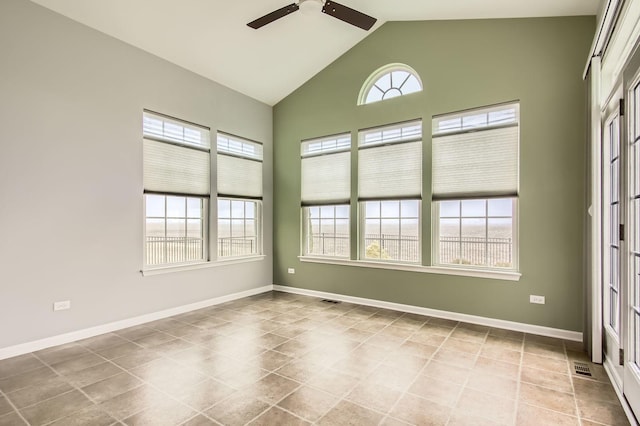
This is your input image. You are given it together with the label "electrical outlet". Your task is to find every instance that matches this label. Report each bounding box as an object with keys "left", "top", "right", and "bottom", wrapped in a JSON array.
[
  {"left": 529, "top": 295, "right": 545, "bottom": 304},
  {"left": 287, "top": 268, "right": 295, "bottom": 274},
  {"left": 53, "top": 300, "right": 71, "bottom": 311}
]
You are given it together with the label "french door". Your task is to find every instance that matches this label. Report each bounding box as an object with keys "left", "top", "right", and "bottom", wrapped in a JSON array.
[
  {"left": 622, "top": 46, "right": 640, "bottom": 418},
  {"left": 602, "top": 92, "right": 624, "bottom": 386}
]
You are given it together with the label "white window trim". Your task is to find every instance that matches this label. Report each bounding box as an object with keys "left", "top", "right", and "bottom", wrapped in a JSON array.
[
  {"left": 142, "top": 255, "right": 266, "bottom": 276},
  {"left": 432, "top": 198, "right": 519, "bottom": 272},
  {"left": 357, "top": 63, "right": 423, "bottom": 106},
  {"left": 298, "top": 256, "right": 521, "bottom": 281}
]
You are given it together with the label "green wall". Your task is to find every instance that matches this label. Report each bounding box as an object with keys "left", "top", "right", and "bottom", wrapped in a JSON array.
[{"left": 273, "top": 17, "right": 594, "bottom": 332}]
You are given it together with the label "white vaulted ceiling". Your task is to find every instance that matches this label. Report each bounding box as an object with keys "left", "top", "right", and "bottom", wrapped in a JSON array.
[{"left": 30, "top": 0, "right": 600, "bottom": 105}]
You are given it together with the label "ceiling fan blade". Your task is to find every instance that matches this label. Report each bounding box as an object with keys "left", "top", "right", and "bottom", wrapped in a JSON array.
[
  {"left": 321, "top": 0, "right": 376, "bottom": 30},
  {"left": 247, "top": 3, "right": 300, "bottom": 29}
]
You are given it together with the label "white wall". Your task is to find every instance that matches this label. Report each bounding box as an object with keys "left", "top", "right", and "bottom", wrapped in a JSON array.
[{"left": 0, "top": 0, "right": 273, "bottom": 349}]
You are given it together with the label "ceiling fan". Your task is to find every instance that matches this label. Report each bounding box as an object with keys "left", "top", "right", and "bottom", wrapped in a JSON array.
[{"left": 247, "top": 0, "right": 377, "bottom": 31}]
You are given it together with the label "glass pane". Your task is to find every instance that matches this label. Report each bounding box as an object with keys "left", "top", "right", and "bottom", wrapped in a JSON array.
[
  {"left": 166, "top": 219, "right": 185, "bottom": 238},
  {"left": 231, "top": 219, "right": 244, "bottom": 237},
  {"left": 186, "top": 219, "right": 202, "bottom": 238},
  {"left": 245, "top": 219, "right": 256, "bottom": 237},
  {"left": 401, "top": 75, "right": 422, "bottom": 94},
  {"left": 488, "top": 218, "right": 513, "bottom": 267},
  {"left": 381, "top": 201, "right": 399, "bottom": 218},
  {"left": 382, "top": 89, "right": 402, "bottom": 100},
  {"left": 146, "top": 195, "right": 165, "bottom": 217},
  {"left": 166, "top": 196, "right": 185, "bottom": 217},
  {"left": 391, "top": 71, "right": 409, "bottom": 88},
  {"left": 187, "top": 198, "right": 202, "bottom": 218},
  {"left": 335, "top": 205, "right": 349, "bottom": 219},
  {"left": 401, "top": 218, "right": 419, "bottom": 237},
  {"left": 375, "top": 73, "right": 392, "bottom": 92},
  {"left": 335, "top": 219, "right": 349, "bottom": 236},
  {"left": 146, "top": 218, "right": 165, "bottom": 237},
  {"left": 381, "top": 218, "right": 399, "bottom": 236},
  {"left": 461, "top": 218, "right": 486, "bottom": 266},
  {"left": 365, "top": 201, "right": 381, "bottom": 218},
  {"left": 320, "top": 205, "right": 335, "bottom": 218},
  {"left": 218, "top": 199, "right": 231, "bottom": 219},
  {"left": 320, "top": 219, "right": 335, "bottom": 234},
  {"left": 462, "top": 113, "right": 488, "bottom": 129},
  {"left": 231, "top": 200, "right": 245, "bottom": 218},
  {"left": 462, "top": 199, "right": 486, "bottom": 217},
  {"left": 366, "top": 87, "right": 384, "bottom": 104},
  {"left": 246, "top": 201, "right": 256, "bottom": 219},
  {"left": 488, "top": 198, "right": 513, "bottom": 217},
  {"left": 401, "top": 200, "right": 419, "bottom": 218},
  {"left": 218, "top": 219, "right": 231, "bottom": 239},
  {"left": 440, "top": 218, "right": 459, "bottom": 237},
  {"left": 440, "top": 200, "right": 460, "bottom": 218}
]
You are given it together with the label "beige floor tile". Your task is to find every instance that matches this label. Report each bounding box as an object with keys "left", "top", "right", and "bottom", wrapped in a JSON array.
[
  {"left": 49, "top": 352, "right": 105, "bottom": 375},
  {"left": 576, "top": 398, "right": 630, "bottom": 425},
  {"left": 34, "top": 344, "right": 90, "bottom": 365},
  {"left": 516, "top": 402, "right": 580, "bottom": 426},
  {"left": 524, "top": 341, "right": 567, "bottom": 360},
  {"left": 432, "top": 348, "right": 477, "bottom": 368},
  {"left": 65, "top": 362, "right": 123, "bottom": 388},
  {"left": 306, "top": 369, "right": 360, "bottom": 397},
  {"left": 443, "top": 337, "right": 484, "bottom": 355},
  {"left": 77, "top": 333, "right": 129, "bottom": 351},
  {"left": 82, "top": 372, "right": 143, "bottom": 403},
  {"left": 0, "top": 367, "right": 57, "bottom": 394},
  {"left": 277, "top": 385, "right": 338, "bottom": 422},
  {"left": 520, "top": 366, "right": 573, "bottom": 393},
  {"left": 252, "top": 350, "right": 293, "bottom": 371},
  {"left": 317, "top": 400, "right": 384, "bottom": 426},
  {"left": 251, "top": 373, "right": 300, "bottom": 404},
  {"left": 346, "top": 381, "right": 402, "bottom": 413},
  {"left": 484, "top": 335, "right": 524, "bottom": 352},
  {"left": 408, "top": 375, "right": 462, "bottom": 407},
  {"left": 0, "top": 355, "right": 44, "bottom": 380},
  {"left": 0, "top": 396, "right": 12, "bottom": 417},
  {"left": 518, "top": 382, "right": 577, "bottom": 416},
  {"left": 480, "top": 345, "right": 523, "bottom": 364},
  {"left": 522, "top": 352, "right": 570, "bottom": 374},
  {"left": 20, "top": 390, "right": 93, "bottom": 426},
  {"left": 0, "top": 411, "right": 26, "bottom": 426},
  {"left": 47, "top": 406, "right": 115, "bottom": 426},
  {"left": 180, "top": 414, "right": 218, "bottom": 426},
  {"left": 474, "top": 356, "right": 520, "bottom": 380},
  {"left": 206, "top": 390, "right": 271, "bottom": 426},
  {"left": 466, "top": 370, "right": 518, "bottom": 399},
  {"left": 391, "top": 393, "right": 451, "bottom": 425},
  {"left": 573, "top": 376, "right": 620, "bottom": 403},
  {"left": 448, "top": 411, "right": 504, "bottom": 426},
  {"left": 422, "top": 360, "right": 471, "bottom": 384},
  {"left": 6, "top": 376, "right": 72, "bottom": 408},
  {"left": 249, "top": 406, "right": 311, "bottom": 425},
  {"left": 122, "top": 398, "right": 196, "bottom": 426},
  {"left": 97, "top": 342, "right": 147, "bottom": 360},
  {"left": 97, "top": 385, "right": 168, "bottom": 421},
  {"left": 174, "top": 378, "right": 234, "bottom": 411},
  {"left": 450, "top": 327, "right": 488, "bottom": 343},
  {"left": 276, "top": 360, "right": 324, "bottom": 383},
  {"left": 456, "top": 387, "right": 516, "bottom": 424},
  {"left": 365, "top": 364, "right": 418, "bottom": 391}
]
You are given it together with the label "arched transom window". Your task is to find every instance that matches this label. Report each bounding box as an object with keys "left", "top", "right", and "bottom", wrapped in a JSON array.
[{"left": 358, "top": 63, "right": 423, "bottom": 105}]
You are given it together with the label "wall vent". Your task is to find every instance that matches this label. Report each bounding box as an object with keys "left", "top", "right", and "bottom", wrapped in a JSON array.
[{"left": 573, "top": 362, "right": 592, "bottom": 377}]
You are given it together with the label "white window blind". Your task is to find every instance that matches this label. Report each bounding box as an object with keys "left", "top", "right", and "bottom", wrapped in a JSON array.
[
  {"left": 432, "top": 103, "right": 519, "bottom": 200},
  {"left": 358, "top": 121, "right": 422, "bottom": 200},
  {"left": 301, "top": 134, "right": 351, "bottom": 205},
  {"left": 143, "top": 111, "right": 210, "bottom": 196},
  {"left": 217, "top": 133, "right": 263, "bottom": 199}
]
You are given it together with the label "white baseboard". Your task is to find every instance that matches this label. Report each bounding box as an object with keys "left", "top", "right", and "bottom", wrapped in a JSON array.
[
  {"left": 0, "top": 285, "right": 273, "bottom": 360},
  {"left": 603, "top": 359, "right": 640, "bottom": 426},
  {"left": 273, "top": 285, "right": 583, "bottom": 342}
]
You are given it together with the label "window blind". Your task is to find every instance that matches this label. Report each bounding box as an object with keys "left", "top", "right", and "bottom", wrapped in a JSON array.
[
  {"left": 143, "top": 111, "right": 211, "bottom": 197},
  {"left": 432, "top": 103, "right": 519, "bottom": 200},
  {"left": 358, "top": 121, "right": 422, "bottom": 200},
  {"left": 217, "top": 133, "right": 263, "bottom": 199},
  {"left": 301, "top": 134, "right": 351, "bottom": 205}
]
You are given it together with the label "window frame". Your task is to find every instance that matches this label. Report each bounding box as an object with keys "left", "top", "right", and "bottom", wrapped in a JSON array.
[
  {"left": 217, "top": 197, "right": 262, "bottom": 259},
  {"left": 358, "top": 63, "right": 423, "bottom": 106},
  {"left": 302, "top": 204, "right": 350, "bottom": 259},
  {"left": 432, "top": 198, "right": 519, "bottom": 272},
  {"left": 359, "top": 199, "right": 421, "bottom": 264}
]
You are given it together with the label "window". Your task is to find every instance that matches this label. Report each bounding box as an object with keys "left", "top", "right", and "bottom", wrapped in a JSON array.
[
  {"left": 143, "top": 111, "right": 210, "bottom": 267},
  {"left": 217, "top": 132, "right": 263, "bottom": 257},
  {"left": 363, "top": 200, "right": 420, "bottom": 262},
  {"left": 359, "top": 120, "right": 422, "bottom": 263},
  {"left": 432, "top": 103, "right": 519, "bottom": 270},
  {"left": 303, "top": 205, "right": 350, "bottom": 257},
  {"left": 436, "top": 198, "right": 515, "bottom": 268},
  {"left": 301, "top": 133, "right": 351, "bottom": 258},
  {"left": 358, "top": 63, "right": 422, "bottom": 105},
  {"left": 218, "top": 199, "right": 259, "bottom": 257}
]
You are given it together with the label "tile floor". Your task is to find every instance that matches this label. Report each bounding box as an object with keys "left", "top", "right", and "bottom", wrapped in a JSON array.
[{"left": 0, "top": 291, "right": 631, "bottom": 426}]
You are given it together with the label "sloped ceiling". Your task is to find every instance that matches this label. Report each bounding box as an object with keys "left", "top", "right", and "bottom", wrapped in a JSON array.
[{"left": 30, "top": 0, "right": 600, "bottom": 105}]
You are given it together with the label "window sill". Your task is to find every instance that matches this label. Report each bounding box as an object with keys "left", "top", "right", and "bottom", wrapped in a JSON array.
[
  {"left": 298, "top": 256, "right": 521, "bottom": 281},
  {"left": 142, "top": 255, "right": 266, "bottom": 276}
]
